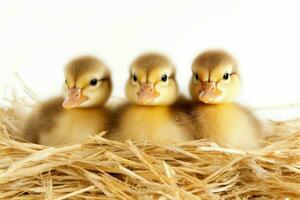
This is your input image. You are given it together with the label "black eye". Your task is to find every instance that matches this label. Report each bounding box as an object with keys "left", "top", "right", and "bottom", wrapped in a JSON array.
[
  {"left": 90, "top": 79, "right": 98, "bottom": 86},
  {"left": 132, "top": 74, "right": 137, "bottom": 82},
  {"left": 194, "top": 73, "right": 199, "bottom": 80},
  {"left": 161, "top": 74, "right": 168, "bottom": 82},
  {"left": 223, "top": 73, "right": 230, "bottom": 80}
]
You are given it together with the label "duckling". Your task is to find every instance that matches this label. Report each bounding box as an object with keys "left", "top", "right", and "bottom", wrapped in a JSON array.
[
  {"left": 107, "top": 53, "right": 194, "bottom": 143},
  {"left": 189, "top": 50, "right": 262, "bottom": 149},
  {"left": 23, "top": 56, "right": 112, "bottom": 146}
]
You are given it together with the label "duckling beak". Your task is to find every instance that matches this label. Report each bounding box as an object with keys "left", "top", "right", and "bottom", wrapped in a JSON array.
[
  {"left": 63, "top": 88, "right": 89, "bottom": 110},
  {"left": 199, "top": 81, "right": 222, "bottom": 103},
  {"left": 137, "top": 83, "right": 160, "bottom": 105}
]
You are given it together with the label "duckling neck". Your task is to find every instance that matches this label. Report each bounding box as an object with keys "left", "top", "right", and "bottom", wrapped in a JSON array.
[
  {"left": 195, "top": 101, "right": 235, "bottom": 107},
  {"left": 72, "top": 105, "right": 106, "bottom": 111}
]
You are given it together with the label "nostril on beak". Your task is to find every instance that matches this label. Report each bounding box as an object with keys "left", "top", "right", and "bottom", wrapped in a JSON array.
[{"left": 203, "top": 81, "right": 216, "bottom": 91}]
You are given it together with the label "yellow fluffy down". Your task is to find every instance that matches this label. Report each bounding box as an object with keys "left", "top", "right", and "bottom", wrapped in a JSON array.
[{"left": 0, "top": 102, "right": 300, "bottom": 199}]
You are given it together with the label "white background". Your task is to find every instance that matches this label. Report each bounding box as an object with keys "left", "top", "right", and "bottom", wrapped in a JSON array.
[{"left": 0, "top": 0, "right": 300, "bottom": 118}]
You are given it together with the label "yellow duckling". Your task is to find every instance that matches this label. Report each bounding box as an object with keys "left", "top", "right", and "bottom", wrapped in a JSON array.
[
  {"left": 23, "top": 56, "right": 112, "bottom": 146},
  {"left": 107, "top": 53, "right": 193, "bottom": 143},
  {"left": 189, "top": 50, "right": 262, "bottom": 149}
]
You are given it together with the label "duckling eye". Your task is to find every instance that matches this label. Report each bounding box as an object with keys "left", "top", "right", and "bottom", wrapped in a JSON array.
[
  {"left": 132, "top": 74, "right": 137, "bottom": 82},
  {"left": 65, "top": 79, "right": 68, "bottom": 85},
  {"left": 223, "top": 73, "right": 230, "bottom": 80},
  {"left": 161, "top": 74, "right": 168, "bottom": 82},
  {"left": 194, "top": 73, "right": 199, "bottom": 80},
  {"left": 90, "top": 79, "right": 98, "bottom": 86}
]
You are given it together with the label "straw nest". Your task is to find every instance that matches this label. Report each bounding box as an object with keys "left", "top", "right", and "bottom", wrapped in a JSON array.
[{"left": 0, "top": 100, "right": 300, "bottom": 200}]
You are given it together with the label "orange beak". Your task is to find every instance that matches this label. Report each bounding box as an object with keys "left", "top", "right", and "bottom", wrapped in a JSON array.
[
  {"left": 199, "top": 81, "right": 222, "bottom": 103},
  {"left": 137, "top": 83, "right": 160, "bottom": 105},
  {"left": 62, "top": 88, "right": 89, "bottom": 110}
]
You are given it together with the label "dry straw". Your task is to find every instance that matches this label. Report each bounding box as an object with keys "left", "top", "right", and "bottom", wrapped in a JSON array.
[{"left": 0, "top": 97, "right": 300, "bottom": 199}]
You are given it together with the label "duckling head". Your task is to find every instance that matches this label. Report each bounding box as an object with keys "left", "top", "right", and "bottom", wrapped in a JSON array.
[
  {"left": 189, "top": 50, "right": 240, "bottom": 104},
  {"left": 63, "top": 56, "right": 112, "bottom": 109},
  {"left": 126, "top": 53, "right": 179, "bottom": 106}
]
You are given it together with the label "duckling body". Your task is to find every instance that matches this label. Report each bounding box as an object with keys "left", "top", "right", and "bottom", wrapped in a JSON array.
[
  {"left": 189, "top": 50, "right": 262, "bottom": 149},
  {"left": 191, "top": 103, "right": 261, "bottom": 149},
  {"left": 24, "top": 97, "right": 109, "bottom": 146},
  {"left": 109, "top": 103, "right": 193, "bottom": 143},
  {"left": 107, "top": 53, "right": 193, "bottom": 144},
  {"left": 23, "top": 56, "right": 112, "bottom": 146}
]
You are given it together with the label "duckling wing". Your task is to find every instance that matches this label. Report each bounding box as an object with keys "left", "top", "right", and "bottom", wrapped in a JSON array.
[{"left": 23, "top": 97, "right": 64, "bottom": 143}]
